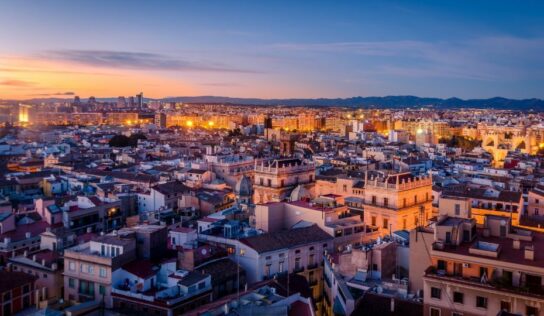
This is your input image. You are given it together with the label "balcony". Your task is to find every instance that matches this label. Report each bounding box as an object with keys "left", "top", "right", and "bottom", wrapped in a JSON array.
[
  {"left": 307, "top": 262, "right": 319, "bottom": 270},
  {"left": 424, "top": 267, "right": 544, "bottom": 299}
]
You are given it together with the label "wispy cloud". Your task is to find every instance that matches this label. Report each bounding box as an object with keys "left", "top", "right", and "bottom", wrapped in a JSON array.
[
  {"left": 42, "top": 50, "right": 260, "bottom": 74},
  {"left": 200, "top": 82, "right": 243, "bottom": 87},
  {"left": 272, "top": 37, "right": 544, "bottom": 81},
  {"left": 28, "top": 91, "right": 75, "bottom": 97},
  {"left": 0, "top": 79, "right": 35, "bottom": 87}
]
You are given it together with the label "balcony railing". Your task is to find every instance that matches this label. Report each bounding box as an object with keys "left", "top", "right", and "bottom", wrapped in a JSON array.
[{"left": 424, "top": 267, "right": 544, "bottom": 298}]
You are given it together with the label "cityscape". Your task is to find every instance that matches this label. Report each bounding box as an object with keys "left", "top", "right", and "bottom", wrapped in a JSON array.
[{"left": 1, "top": 1, "right": 544, "bottom": 316}]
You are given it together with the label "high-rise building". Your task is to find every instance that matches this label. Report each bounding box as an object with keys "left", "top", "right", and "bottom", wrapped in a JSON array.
[
  {"left": 116, "top": 96, "right": 126, "bottom": 108},
  {"left": 154, "top": 112, "right": 166, "bottom": 128},
  {"left": 136, "top": 92, "right": 143, "bottom": 109}
]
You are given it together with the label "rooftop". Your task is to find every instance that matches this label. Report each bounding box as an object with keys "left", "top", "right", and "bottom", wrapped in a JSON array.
[{"left": 240, "top": 224, "right": 332, "bottom": 254}]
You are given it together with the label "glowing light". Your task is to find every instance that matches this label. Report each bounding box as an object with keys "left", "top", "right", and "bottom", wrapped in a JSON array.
[
  {"left": 186, "top": 120, "right": 194, "bottom": 127},
  {"left": 539, "top": 143, "right": 544, "bottom": 149},
  {"left": 207, "top": 121, "right": 214, "bottom": 127},
  {"left": 127, "top": 120, "right": 132, "bottom": 125},
  {"left": 346, "top": 114, "right": 352, "bottom": 119},
  {"left": 359, "top": 114, "right": 364, "bottom": 119},
  {"left": 417, "top": 128, "right": 424, "bottom": 134}
]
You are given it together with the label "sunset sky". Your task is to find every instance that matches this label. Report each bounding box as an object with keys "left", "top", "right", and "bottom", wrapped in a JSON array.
[{"left": 1, "top": 0, "right": 543, "bottom": 100}]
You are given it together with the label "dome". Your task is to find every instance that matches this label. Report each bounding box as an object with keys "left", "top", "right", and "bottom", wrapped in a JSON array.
[
  {"left": 235, "top": 175, "right": 252, "bottom": 196},
  {"left": 290, "top": 184, "right": 311, "bottom": 201}
]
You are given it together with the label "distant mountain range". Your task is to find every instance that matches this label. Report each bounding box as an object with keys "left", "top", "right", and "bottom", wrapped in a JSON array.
[
  {"left": 160, "top": 96, "right": 544, "bottom": 110},
  {"left": 3, "top": 95, "right": 544, "bottom": 111}
]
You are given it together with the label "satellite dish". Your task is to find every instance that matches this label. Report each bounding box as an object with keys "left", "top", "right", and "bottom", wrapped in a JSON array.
[{"left": 201, "top": 248, "right": 207, "bottom": 255}]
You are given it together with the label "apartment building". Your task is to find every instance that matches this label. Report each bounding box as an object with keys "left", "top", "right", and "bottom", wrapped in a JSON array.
[
  {"left": 235, "top": 224, "right": 332, "bottom": 316},
  {"left": 63, "top": 233, "right": 137, "bottom": 308},
  {"left": 423, "top": 213, "right": 544, "bottom": 316},
  {"left": 253, "top": 195, "right": 379, "bottom": 251},
  {"left": 8, "top": 249, "right": 63, "bottom": 302}
]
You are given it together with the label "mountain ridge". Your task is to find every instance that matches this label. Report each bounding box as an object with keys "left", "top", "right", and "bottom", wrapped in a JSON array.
[{"left": 2, "top": 95, "right": 543, "bottom": 110}]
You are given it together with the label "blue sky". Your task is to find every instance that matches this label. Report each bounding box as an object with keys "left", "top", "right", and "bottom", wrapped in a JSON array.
[{"left": 0, "top": 0, "right": 543, "bottom": 99}]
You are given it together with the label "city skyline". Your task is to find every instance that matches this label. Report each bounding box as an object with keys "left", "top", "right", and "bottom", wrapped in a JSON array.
[{"left": 1, "top": 0, "right": 544, "bottom": 100}]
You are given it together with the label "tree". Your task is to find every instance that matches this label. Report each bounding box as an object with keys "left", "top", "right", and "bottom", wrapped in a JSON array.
[
  {"left": 439, "top": 136, "right": 481, "bottom": 151},
  {"left": 109, "top": 133, "right": 147, "bottom": 147}
]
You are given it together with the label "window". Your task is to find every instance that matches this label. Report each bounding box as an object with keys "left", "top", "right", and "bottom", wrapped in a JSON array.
[
  {"left": 198, "top": 282, "right": 205, "bottom": 290},
  {"left": 452, "top": 313, "right": 463, "bottom": 316},
  {"left": 279, "top": 261, "right": 284, "bottom": 273},
  {"left": 453, "top": 291, "right": 464, "bottom": 304},
  {"left": 69, "top": 261, "right": 75, "bottom": 271},
  {"left": 527, "top": 305, "right": 538, "bottom": 316},
  {"left": 455, "top": 204, "right": 460, "bottom": 216},
  {"left": 371, "top": 216, "right": 376, "bottom": 226},
  {"left": 295, "top": 257, "right": 301, "bottom": 270},
  {"left": 99, "top": 268, "right": 107, "bottom": 278},
  {"left": 371, "top": 196, "right": 377, "bottom": 205},
  {"left": 264, "top": 264, "right": 271, "bottom": 277},
  {"left": 383, "top": 198, "right": 388, "bottom": 207},
  {"left": 309, "top": 254, "right": 315, "bottom": 266},
  {"left": 431, "top": 287, "right": 441, "bottom": 299},
  {"left": 500, "top": 301, "right": 511, "bottom": 312},
  {"left": 476, "top": 296, "right": 487, "bottom": 309},
  {"left": 69, "top": 278, "right": 75, "bottom": 288},
  {"left": 383, "top": 218, "right": 389, "bottom": 229},
  {"left": 414, "top": 195, "right": 418, "bottom": 204},
  {"left": 88, "top": 265, "right": 94, "bottom": 274},
  {"left": 430, "top": 307, "right": 440, "bottom": 316},
  {"left": 99, "top": 285, "right": 105, "bottom": 295}
]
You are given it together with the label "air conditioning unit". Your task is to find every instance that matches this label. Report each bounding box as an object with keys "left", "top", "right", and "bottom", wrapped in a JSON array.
[{"left": 463, "top": 263, "right": 470, "bottom": 268}]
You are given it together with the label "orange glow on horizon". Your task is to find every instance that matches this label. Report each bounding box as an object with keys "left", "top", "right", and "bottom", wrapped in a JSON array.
[{"left": 0, "top": 55, "right": 196, "bottom": 99}]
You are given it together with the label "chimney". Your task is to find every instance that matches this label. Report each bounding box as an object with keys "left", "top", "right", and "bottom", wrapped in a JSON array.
[
  {"left": 525, "top": 245, "right": 535, "bottom": 261},
  {"left": 513, "top": 239, "right": 520, "bottom": 250}
]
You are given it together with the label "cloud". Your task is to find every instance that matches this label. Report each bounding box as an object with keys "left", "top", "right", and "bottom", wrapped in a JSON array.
[
  {"left": 0, "top": 79, "right": 35, "bottom": 87},
  {"left": 42, "top": 50, "right": 259, "bottom": 73},
  {"left": 200, "top": 82, "right": 243, "bottom": 87},
  {"left": 272, "top": 37, "right": 544, "bottom": 81},
  {"left": 28, "top": 91, "right": 75, "bottom": 96}
]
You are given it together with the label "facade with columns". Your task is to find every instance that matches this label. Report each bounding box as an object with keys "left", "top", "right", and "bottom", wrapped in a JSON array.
[
  {"left": 253, "top": 158, "right": 315, "bottom": 204},
  {"left": 362, "top": 171, "right": 433, "bottom": 235}
]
